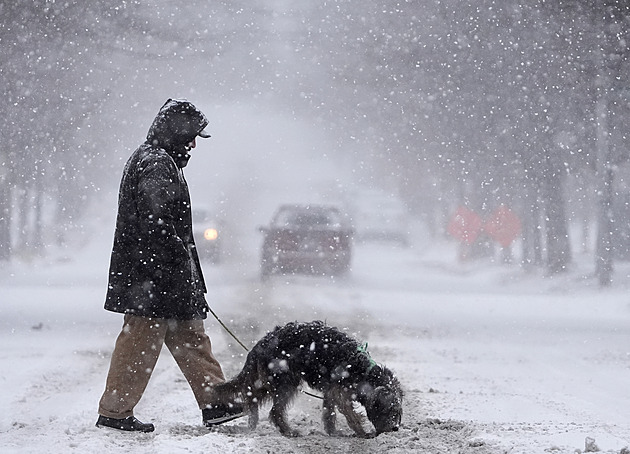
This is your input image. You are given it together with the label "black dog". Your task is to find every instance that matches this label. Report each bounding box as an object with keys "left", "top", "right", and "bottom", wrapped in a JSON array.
[{"left": 214, "top": 321, "right": 402, "bottom": 437}]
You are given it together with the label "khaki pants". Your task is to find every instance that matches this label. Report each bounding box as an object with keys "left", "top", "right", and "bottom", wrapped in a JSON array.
[{"left": 98, "top": 314, "right": 225, "bottom": 419}]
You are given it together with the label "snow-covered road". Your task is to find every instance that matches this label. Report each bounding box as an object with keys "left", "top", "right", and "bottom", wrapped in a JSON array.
[{"left": 1, "top": 232, "right": 629, "bottom": 453}]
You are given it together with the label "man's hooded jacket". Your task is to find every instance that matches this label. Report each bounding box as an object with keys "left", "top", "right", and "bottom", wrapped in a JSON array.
[{"left": 105, "top": 99, "right": 209, "bottom": 319}]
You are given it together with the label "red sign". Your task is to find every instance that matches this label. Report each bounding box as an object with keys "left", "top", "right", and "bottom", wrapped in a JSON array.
[
  {"left": 484, "top": 205, "right": 521, "bottom": 247},
  {"left": 447, "top": 206, "right": 483, "bottom": 245}
]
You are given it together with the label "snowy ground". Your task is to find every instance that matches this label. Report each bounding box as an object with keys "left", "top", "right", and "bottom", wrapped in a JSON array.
[{"left": 1, "top": 222, "right": 630, "bottom": 454}]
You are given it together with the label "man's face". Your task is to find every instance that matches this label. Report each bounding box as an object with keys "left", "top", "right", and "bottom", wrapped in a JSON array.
[{"left": 185, "top": 137, "right": 197, "bottom": 152}]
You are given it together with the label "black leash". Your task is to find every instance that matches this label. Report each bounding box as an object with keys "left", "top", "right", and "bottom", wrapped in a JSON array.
[
  {"left": 208, "top": 305, "right": 324, "bottom": 400},
  {"left": 207, "top": 306, "right": 251, "bottom": 352}
]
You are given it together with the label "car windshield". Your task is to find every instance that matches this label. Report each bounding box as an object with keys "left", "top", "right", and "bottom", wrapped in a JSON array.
[{"left": 273, "top": 208, "right": 341, "bottom": 228}]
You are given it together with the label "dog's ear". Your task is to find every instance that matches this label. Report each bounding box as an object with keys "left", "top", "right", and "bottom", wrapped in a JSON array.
[
  {"left": 370, "top": 386, "right": 400, "bottom": 414},
  {"left": 362, "top": 386, "right": 388, "bottom": 416}
]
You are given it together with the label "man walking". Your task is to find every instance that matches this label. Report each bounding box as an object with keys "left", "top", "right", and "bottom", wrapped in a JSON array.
[{"left": 96, "top": 99, "right": 243, "bottom": 432}]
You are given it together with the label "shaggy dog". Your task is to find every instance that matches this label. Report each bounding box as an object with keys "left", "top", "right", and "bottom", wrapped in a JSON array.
[{"left": 214, "top": 321, "right": 403, "bottom": 437}]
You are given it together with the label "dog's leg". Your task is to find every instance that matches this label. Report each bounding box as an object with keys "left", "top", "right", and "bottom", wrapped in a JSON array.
[
  {"left": 246, "top": 399, "right": 259, "bottom": 431},
  {"left": 322, "top": 391, "right": 339, "bottom": 436},
  {"left": 269, "top": 387, "right": 300, "bottom": 437}
]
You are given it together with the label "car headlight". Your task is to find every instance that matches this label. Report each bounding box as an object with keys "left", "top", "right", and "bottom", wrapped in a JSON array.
[{"left": 204, "top": 228, "right": 219, "bottom": 241}]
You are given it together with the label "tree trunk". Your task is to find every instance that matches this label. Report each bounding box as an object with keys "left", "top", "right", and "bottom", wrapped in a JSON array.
[
  {"left": 0, "top": 171, "right": 10, "bottom": 261},
  {"left": 544, "top": 175, "right": 572, "bottom": 274},
  {"left": 32, "top": 174, "right": 45, "bottom": 254},
  {"left": 541, "top": 154, "right": 571, "bottom": 274},
  {"left": 16, "top": 187, "right": 31, "bottom": 254},
  {"left": 594, "top": 72, "right": 614, "bottom": 286},
  {"left": 521, "top": 169, "right": 543, "bottom": 270},
  {"left": 596, "top": 166, "right": 614, "bottom": 286}
]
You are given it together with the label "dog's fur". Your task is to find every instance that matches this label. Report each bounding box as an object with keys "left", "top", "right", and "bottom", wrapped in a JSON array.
[{"left": 214, "top": 321, "right": 403, "bottom": 437}]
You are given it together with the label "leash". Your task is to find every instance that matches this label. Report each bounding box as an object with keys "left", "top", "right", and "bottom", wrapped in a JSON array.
[
  {"left": 207, "top": 306, "right": 251, "bottom": 352},
  {"left": 208, "top": 306, "right": 324, "bottom": 400}
]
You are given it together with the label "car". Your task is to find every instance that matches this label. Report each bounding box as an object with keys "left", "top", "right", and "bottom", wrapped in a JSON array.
[
  {"left": 258, "top": 204, "right": 353, "bottom": 279},
  {"left": 192, "top": 207, "right": 223, "bottom": 264}
]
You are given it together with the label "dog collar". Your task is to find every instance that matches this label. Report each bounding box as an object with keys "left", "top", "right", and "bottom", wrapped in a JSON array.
[{"left": 357, "top": 342, "right": 378, "bottom": 372}]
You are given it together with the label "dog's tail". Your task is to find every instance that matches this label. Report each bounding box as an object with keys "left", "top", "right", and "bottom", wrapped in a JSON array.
[
  {"left": 213, "top": 356, "right": 260, "bottom": 401},
  {"left": 213, "top": 376, "right": 243, "bottom": 401}
]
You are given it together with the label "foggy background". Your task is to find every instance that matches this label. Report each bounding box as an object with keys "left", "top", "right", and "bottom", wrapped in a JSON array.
[{"left": 3, "top": 0, "right": 630, "bottom": 283}]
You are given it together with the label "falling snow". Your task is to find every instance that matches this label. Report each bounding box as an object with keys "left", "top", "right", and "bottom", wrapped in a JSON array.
[{"left": 2, "top": 2, "right": 630, "bottom": 453}]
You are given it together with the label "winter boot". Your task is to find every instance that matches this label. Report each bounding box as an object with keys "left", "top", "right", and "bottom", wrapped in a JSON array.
[
  {"left": 203, "top": 402, "right": 245, "bottom": 427},
  {"left": 96, "top": 415, "right": 155, "bottom": 432}
]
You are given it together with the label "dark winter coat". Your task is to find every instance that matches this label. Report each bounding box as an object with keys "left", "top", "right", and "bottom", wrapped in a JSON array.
[{"left": 105, "top": 99, "right": 210, "bottom": 320}]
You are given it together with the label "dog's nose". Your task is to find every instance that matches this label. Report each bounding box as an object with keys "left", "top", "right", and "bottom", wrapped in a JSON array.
[{"left": 392, "top": 426, "right": 399, "bottom": 432}]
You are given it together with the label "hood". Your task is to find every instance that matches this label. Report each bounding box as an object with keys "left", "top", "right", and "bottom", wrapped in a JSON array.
[{"left": 146, "top": 98, "right": 210, "bottom": 153}]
